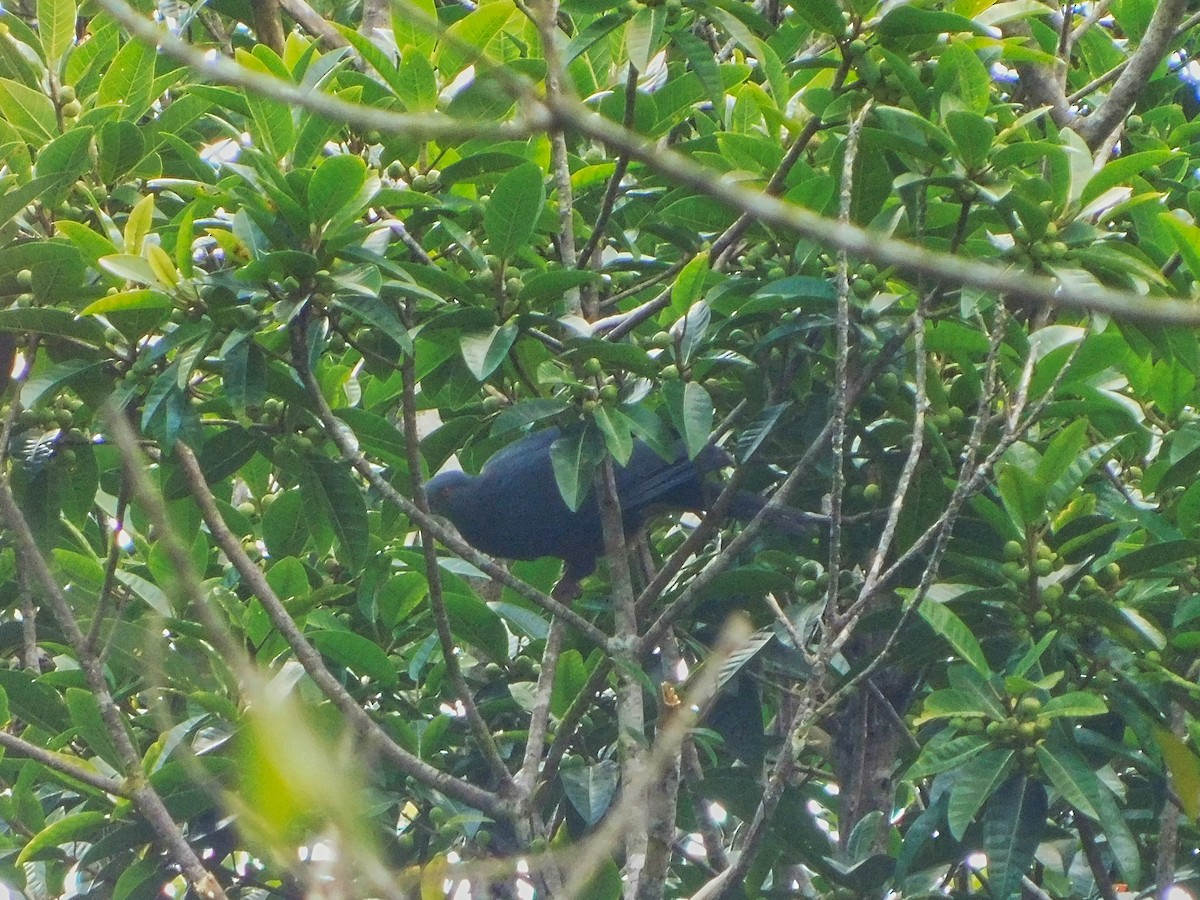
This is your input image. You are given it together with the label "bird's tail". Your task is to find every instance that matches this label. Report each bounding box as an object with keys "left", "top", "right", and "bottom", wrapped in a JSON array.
[{"left": 720, "top": 489, "right": 823, "bottom": 535}]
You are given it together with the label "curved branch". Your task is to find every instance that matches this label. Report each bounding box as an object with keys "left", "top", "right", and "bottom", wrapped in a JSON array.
[
  {"left": 1074, "top": 0, "right": 1188, "bottom": 149},
  {"left": 172, "top": 441, "right": 512, "bottom": 821}
]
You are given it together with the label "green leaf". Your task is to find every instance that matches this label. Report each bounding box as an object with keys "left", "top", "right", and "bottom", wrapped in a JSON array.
[
  {"left": 593, "top": 405, "right": 634, "bottom": 466},
  {"left": 0, "top": 684, "right": 7, "bottom": 727},
  {"left": 198, "top": 426, "right": 261, "bottom": 486},
  {"left": 877, "top": 8, "right": 991, "bottom": 40},
  {"left": 1039, "top": 692, "right": 1107, "bottom": 719},
  {"left": 626, "top": 5, "right": 666, "bottom": 73},
  {"left": 550, "top": 423, "right": 606, "bottom": 512},
  {"left": 905, "top": 733, "right": 989, "bottom": 779},
  {"left": 791, "top": 0, "right": 845, "bottom": 34},
  {"left": 484, "top": 162, "right": 545, "bottom": 259},
  {"left": 309, "top": 153, "right": 368, "bottom": 228},
  {"left": 937, "top": 41, "right": 991, "bottom": 113},
  {"left": 333, "top": 296, "right": 413, "bottom": 354},
  {"left": 561, "top": 759, "right": 619, "bottom": 827},
  {"left": 1160, "top": 214, "right": 1200, "bottom": 282},
  {"left": 97, "top": 119, "right": 146, "bottom": 184},
  {"left": 982, "top": 776, "right": 1047, "bottom": 900},
  {"left": 81, "top": 289, "right": 173, "bottom": 315},
  {"left": 663, "top": 380, "right": 713, "bottom": 460},
  {"left": 262, "top": 489, "right": 309, "bottom": 558},
  {"left": 393, "top": 0, "right": 437, "bottom": 56},
  {"left": 1036, "top": 419, "right": 1089, "bottom": 489},
  {"left": 444, "top": 592, "right": 509, "bottom": 661},
  {"left": 96, "top": 37, "right": 155, "bottom": 118},
  {"left": 0, "top": 175, "right": 59, "bottom": 227},
  {"left": 1117, "top": 540, "right": 1200, "bottom": 577},
  {"left": 334, "top": 409, "right": 408, "bottom": 467},
  {"left": 0, "top": 77, "right": 55, "bottom": 141},
  {"left": 661, "top": 195, "right": 739, "bottom": 233},
  {"left": 997, "top": 464, "right": 1047, "bottom": 528},
  {"left": 1083, "top": 150, "right": 1178, "bottom": 206},
  {"left": 65, "top": 687, "right": 122, "bottom": 769},
  {"left": 436, "top": 1, "right": 517, "bottom": 77},
  {"left": 0, "top": 307, "right": 105, "bottom": 346},
  {"left": 948, "top": 664, "right": 1007, "bottom": 719},
  {"left": 1156, "top": 729, "right": 1200, "bottom": 820},
  {"left": 671, "top": 251, "right": 710, "bottom": 315},
  {"left": 551, "top": 649, "right": 588, "bottom": 718},
  {"left": 298, "top": 456, "right": 369, "bottom": 571},
  {"left": 918, "top": 597, "right": 989, "bottom": 676},
  {"left": 945, "top": 110, "right": 994, "bottom": 170},
  {"left": 673, "top": 30, "right": 724, "bottom": 108},
  {"left": 310, "top": 631, "right": 398, "bottom": 688},
  {"left": 397, "top": 50, "right": 438, "bottom": 111},
  {"left": 0, "top": 669, "right": 69, "bottom": 733},
  {"left": 494, "top": 398, "right": 572, "bottom": 434},
  {"left": 916, "top": 689, "right": 996, "bottom": 724},
  {"left": 0, "top": 240, "right": 84, "bottom": 303},
  {"left": 17, "top": 811, "right": 110, "bottom": 866},
  {"left": 460, "top": 322, "right": 518, "bottom": 381},
  {"left": 947, "top": 749, "right": 1016, "bottom": 840},
  {"left": 38, "top": 0, "right": 77, "bottom": 62},
  {"left": 1035, "top": 742, "right": 1102, "bottom": 821}
]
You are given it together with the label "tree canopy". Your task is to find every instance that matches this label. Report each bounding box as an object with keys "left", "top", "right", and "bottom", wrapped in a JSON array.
[{"left": 2, "top": 0, "right": 1200, "bottom": 897}]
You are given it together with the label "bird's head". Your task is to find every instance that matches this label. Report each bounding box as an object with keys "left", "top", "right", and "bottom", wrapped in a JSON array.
[{"left": 423, "top": 469, "right": 474, "bottom": 523}]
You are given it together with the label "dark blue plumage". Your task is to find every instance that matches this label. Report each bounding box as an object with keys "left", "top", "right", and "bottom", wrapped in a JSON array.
[{"left": 425, "top": 428, "right": 728, "bottom": 585}]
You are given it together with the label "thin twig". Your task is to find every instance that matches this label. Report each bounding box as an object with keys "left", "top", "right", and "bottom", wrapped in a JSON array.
[
  {"left": 170, "top": 441, "right": 511, "bottom": 820},
  {"left": 1075, "top": 0, "right": 1188, "bottom": 148},
  {"left": 0, "top": 479, "right": 228, "bottom": 899},
  {"left": 577, "top": 63, "right": 638, "bottom": 270}
]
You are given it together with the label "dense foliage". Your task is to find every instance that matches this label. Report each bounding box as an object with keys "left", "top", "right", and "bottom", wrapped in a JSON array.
[{"left": 3, "top": 0, "right": 1200, "bottom": 897}]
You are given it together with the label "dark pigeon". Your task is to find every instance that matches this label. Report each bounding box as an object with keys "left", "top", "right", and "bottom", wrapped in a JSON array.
[{"left": 424, "top": 427, "right": 810, "bottom": 598}]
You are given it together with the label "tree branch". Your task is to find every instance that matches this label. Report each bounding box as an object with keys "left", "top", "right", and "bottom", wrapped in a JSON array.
[
  {"left": 1074, "top": 0, "right": 1188, "bottom": 149},
  {"left": 171, "top": 441, "right": 511, "bottom": 821}
]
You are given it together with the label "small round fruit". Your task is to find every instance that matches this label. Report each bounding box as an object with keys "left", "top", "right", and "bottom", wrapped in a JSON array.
[
  {"left": 1003, "top": 540, "right": 1023, "bottom": 561},
  {"left": 583, "top": 357, "right": 603, "bottom": 376},
  {"left": 863, "top": 483, "right": 881, "bottom": 502},
  {"left": 1017, "top": 696, "right": 1042, "bottom": 717}
]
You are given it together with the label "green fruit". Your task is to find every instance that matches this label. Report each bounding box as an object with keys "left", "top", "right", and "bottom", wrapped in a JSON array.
[
  {"left": 583, "top": 357, "right": 603, "bottom": 376},
  {"left": 15, "top": 269, "right": 32, "bottom": 289},
  {"left": 1033, "top": 610, "right": 1053, "bottom": 627},
  {"left": 59, "top": 85, "right": 76, "bottom": 103},
  {"left": 61, "top": 99, "right": 81, "bottom": 118},
  {"left": 986, "top": 720, "right": 1002, "bottom": 737},
  {"left": 1042, "top": 583, "right": 1064, "bottom": 604},
  {"left": 1017, "top": 696, "right": 1042, "bottom": 717},
  {"left": 1018, "top": 721, "right": 1039, "bottom": 741},
  {"left": 661, "top": 364, "right": 680, "bottom": 380},
  {"left": 1079, "top": 574, "right": 1098, "bottom": 594},
  {"left": 863, "top": 483, "right": 881, "bottom": 502},
  {"left": 650, "top": 331, "right": 672, "bottom": 348},
  {"left": 1034, "top": 558, "right": 1053, "bottom": 577},
  {"left": 797, "top": 579, "right": 819, "bottom": 600},
  {"left": 599, "top": 384, "right": 619, "bottom": 402},
  {"left": 1003, "top": 540, "right": 1023, "bottom": 561}
]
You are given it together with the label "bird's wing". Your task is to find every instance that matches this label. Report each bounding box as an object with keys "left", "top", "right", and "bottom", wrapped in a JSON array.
[{"left": 481, "top": 426, "right": 560, "bottom": 474}]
